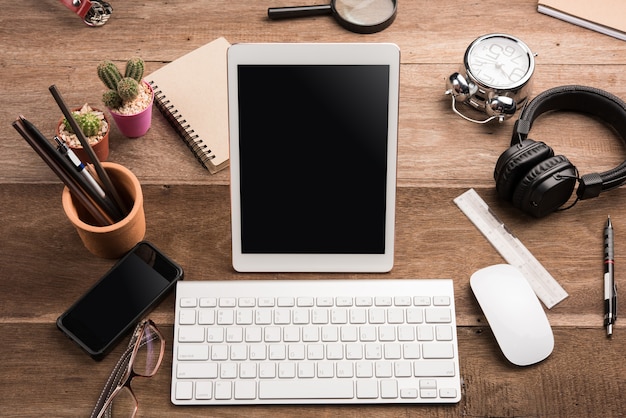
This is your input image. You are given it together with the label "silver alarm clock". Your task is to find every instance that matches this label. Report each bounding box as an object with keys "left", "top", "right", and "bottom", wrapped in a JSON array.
[{"left": 446, "top": 33, "right": 536, "bottom": 123}]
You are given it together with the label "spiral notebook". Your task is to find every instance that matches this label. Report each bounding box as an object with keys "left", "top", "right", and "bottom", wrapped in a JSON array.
[{"left": 147, "top": 37, "right": 230, "bottom": 174}]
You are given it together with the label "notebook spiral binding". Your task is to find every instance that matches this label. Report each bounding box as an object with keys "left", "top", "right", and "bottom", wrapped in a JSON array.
[{"left": 150, "top": 81, "right": 216, "bottom": 169}]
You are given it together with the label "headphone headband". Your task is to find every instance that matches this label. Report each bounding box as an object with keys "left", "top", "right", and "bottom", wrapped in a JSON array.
[{"left": 511, "top": 85, "right": 626, "bottom": 200}]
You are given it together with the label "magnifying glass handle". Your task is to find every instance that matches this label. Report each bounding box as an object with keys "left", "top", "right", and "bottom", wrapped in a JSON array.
[{"left": 268, "top": 4, "right": 333, "bottom": 19}]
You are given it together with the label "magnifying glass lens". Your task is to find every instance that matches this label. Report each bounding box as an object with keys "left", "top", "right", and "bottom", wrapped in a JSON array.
[
  {"left": 268, "top": 0, "right": 396, "bottom": 33},
  {"left": 334, "top": 0, "right": 395, "bottom": 26}
]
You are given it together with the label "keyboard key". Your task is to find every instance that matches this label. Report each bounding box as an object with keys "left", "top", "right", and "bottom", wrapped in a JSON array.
[
  {"left": 400, "top": 388, "right": 418, "bottom": 399},
  {"left": 356, "top": 380, "right": 378, "bottom": 398},
  {"left": 259, "top": 380, "right": 354, "bottom": 399},
  {"left": 336, "top": 296, "right": 353, "bottom": 307},
  {"left": 234, "top": 381, "right": 256, "bottom": 400},
  {"left": 440, "top": 388, "right": 458, "bottom": 398},
  {"left": 436, "top": 325, "right": 454, "bottom": 341},
  {"left": 199, "top": 297, "right": 217, "bottom": 307},
  {"left": 259, "top": 363, "right": 276, "bottom": 378},
  {"left": 317, "top": 297, "right": 334, "bottom": 307},
  {"left": 217, "top": 310, "right": 234, "bottom": 325},
  {"left": 414, "top": 360, "right": 456, "bottom": 377},
  {"left": 425, "top": 308, "right": 452, "bottom": 323},
  {"left": 380, "top": 380, "right": 398, "bottom": 398},
  {"left": 180, "top": 298, "right": 197, "bottom": 308},
  {"left": 413, "top": 296, "right": 431, "bottom": 306},
  {"left": 178, "top": 327, "right": 205, "bottom": 343},
  {"left": 177, "top": 344, "right": 208, "bottom": 361},
  {"left": 433, "top": 296, "right": 451, "bottom": 306},
  {"left": 196, "top": 382, "right": 212, "bottom": 399},
  {"left": 277, "top": 297, "right": 295, "bottom": 307},
  {"left": 175, "top": 381, "right": 193, "bottom": 400},
  {"left": 177, "top": 362, "right": 218, "bottom": 379},
  {"left": 179, "top": 310, "right": 196, "bottom": 325},
  {"left": 422, "top": 343, "right": 455, "bottom": 359},
  {"left": 394, "top": 296, "right": 412, "bottom": 306},
  {"left": 219, "top": 297, "right": 236, "bottom": 307},
  {"left": 214, "top": 382, "right": 232, "bottom": 400},
  {"left": 297, "top": 297, "right": 314, "bottom": 307},
  {"left": 394, "top": 361, "right": 412, "bottom": 377},
  {"left": 239, "top": 297, "right": 256, "bottom": 307}
]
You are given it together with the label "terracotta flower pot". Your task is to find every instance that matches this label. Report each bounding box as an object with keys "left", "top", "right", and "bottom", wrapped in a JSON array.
[
  {"left": 62, "top": 162, "right": 146, "bottom": 259},
  {"left": 108, "top": 80, "right": 154, "bottom": 138},
  {"left": 56, "top": 106, "right": 110, "bottom": 164}
]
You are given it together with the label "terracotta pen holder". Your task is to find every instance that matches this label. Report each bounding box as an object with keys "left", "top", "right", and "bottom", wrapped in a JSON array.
[{"left": 62, "top": 162, "right": 146, "bottom": 259}]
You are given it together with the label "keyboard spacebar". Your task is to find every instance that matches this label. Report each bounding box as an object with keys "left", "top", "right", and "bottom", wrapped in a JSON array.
[{"left": 259, "top": 380, "right": 354, "bottom": 399}]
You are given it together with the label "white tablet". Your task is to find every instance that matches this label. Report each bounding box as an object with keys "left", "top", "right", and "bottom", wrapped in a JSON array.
[{"left": 228, "top": 43, "right": 400, "bottom": 272}]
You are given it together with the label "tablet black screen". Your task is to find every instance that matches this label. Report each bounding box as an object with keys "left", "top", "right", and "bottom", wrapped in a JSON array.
[{"left": 237, "top": 65, "right": 390, "bottom": 254}]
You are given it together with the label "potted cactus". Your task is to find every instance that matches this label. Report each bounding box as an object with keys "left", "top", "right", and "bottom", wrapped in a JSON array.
[
  {"left": 56, "top": 103, "right": 110, "bottom": 163},
  {"left": 97, "top": 57, "right": 153, "bottom": 138}
]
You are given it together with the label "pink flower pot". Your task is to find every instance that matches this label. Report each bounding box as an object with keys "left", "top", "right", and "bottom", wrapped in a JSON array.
[{"left": 108, "top": 81, "right": 154, "bottom": 138}]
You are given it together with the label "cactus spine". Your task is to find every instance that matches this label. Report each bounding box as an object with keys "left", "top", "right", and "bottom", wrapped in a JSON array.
[{"left": 98, "top": 57, "right": 146, "bottom": 109}]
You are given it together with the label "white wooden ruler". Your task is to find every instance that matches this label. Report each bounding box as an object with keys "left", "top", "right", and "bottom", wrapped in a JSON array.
[{"left": 454, "top": 188, "right": 568, "bottom": 309}]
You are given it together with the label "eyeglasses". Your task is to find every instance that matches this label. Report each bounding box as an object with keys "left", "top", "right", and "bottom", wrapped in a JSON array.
[{"left": 90, "top": 319, "right": 165, "bottom": 418}]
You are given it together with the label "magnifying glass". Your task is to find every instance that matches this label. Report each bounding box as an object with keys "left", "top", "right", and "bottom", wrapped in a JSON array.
[{"left": 268, "top": 0, "right": 397, "bottom": 34}]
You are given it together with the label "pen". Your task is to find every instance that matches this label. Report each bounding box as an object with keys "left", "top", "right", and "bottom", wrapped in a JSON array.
[
  {"left": 54, "top": 136, "right": 106, "bottom": 198},
  {"left": 604, "top": 215, "right": 617, "bottom": 337}
]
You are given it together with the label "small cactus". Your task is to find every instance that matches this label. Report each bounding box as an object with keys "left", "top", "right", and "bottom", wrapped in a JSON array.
[
  {"left": 124, "top": 57, "right": 144, "bottom": 82},
  {"left": 98, "top": 58, "right": 147, "bottom": 109},
  {"left": 63, "top": 111, "right": 102, "bottom": 137},
  {"left": 102, "top": 90, "right": 123, "bottom": 109},
  {"left": 97, "top": 60, "right": 122, "bottom": 91},
  {"left": 117, "top": 77, "right": 140, "bottom": 102}
]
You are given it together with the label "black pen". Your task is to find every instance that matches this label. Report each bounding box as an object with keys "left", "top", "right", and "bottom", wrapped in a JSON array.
[{"left": 604, "top": 216, "right": 617, "bottom": 337}]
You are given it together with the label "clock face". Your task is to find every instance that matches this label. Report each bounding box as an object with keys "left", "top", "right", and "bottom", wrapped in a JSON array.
[{"left": 465, "top": 35, "right": 533, "bottom": 89}]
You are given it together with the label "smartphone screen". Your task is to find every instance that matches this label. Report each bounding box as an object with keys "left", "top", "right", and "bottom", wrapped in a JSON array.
[{"left": 57, "top": 241, "right": 183, "bottom": 358}]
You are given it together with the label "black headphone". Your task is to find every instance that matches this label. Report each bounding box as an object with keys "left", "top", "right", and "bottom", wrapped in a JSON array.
[{"left": 494, "top": 85, "right": 626, "bottom": 218}]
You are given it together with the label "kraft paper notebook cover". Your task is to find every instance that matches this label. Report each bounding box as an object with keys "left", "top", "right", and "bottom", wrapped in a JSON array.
[
  {"left": 538, "top": 0, "right": 626, "bottom": 41},
  {"left": 147, "top": 37, "right": 231, "bottom": 173}
]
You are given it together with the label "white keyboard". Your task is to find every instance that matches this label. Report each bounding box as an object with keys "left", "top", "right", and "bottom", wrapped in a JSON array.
[{"left": 171, "top": 279, "right": 461, "bottom": 405}]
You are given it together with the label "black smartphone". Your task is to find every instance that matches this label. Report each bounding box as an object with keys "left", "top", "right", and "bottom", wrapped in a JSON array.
[{"left": 57, "top": 241, "right": 183, "bottom": 359}]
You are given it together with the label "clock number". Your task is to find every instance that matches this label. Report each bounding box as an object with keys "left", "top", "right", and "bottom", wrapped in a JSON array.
[
  {"left": 486, "top": 43, "right": 516, "bottom": 60},
  {"left": 509, "top": 67, "right": 527, "bottom": 83}
]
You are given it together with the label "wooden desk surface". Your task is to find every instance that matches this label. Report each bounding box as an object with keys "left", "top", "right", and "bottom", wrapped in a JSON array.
[{"left": 1, "top": 1, "right": 625, "bottom": 416}]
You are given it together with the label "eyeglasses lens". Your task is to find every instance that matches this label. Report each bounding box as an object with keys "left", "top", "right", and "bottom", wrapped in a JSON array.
[
  {"left": 103, "top": 386, "right": 136, "bottom": 418},
  {"left": 133, "top": 324, "right": 163, "bottom": 377}
]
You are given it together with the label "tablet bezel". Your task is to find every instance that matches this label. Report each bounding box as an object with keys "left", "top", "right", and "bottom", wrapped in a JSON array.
[{"left": 228, "top": 43, "right": 400, "bottom": 272}]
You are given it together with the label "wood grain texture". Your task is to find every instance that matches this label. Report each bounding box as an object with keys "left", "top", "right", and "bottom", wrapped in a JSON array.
[{"left": 1, "top": 0, "right": 626, "bottom": 416}]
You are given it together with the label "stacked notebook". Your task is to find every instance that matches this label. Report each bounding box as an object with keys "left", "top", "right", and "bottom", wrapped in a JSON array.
[
  {"left": 147, "top": 37, "right": 231, "bottom": 174},
  {"left": 538, "top": 0, "right": 626, "bottom": 41}
]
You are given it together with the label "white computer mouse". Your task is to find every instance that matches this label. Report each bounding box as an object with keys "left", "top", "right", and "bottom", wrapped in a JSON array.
[{"left": 470, "top": 264, "right": 554, "bottom": 366}]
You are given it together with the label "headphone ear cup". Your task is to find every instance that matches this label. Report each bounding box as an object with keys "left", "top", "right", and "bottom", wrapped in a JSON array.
[
  {"left": 494, "top": 139, "right": 555, "bottom": 201},
  {"left": 512, "top": 155, "right": 578, "bottom": 218}
]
